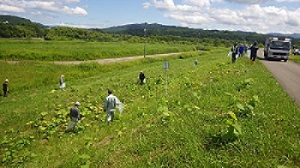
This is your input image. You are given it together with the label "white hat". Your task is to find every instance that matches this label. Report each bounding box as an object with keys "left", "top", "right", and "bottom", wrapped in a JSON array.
[
  {"left": 75, "top": 101, "right": 80, "bottom": 106},
  {"left": 5, "top": 79, "right": 8, "bottom": 82}
]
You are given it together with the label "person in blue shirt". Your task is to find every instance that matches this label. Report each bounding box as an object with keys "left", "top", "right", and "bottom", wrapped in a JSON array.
[{"left": 238, "top": 45, "right": 245, "bottom": 57}]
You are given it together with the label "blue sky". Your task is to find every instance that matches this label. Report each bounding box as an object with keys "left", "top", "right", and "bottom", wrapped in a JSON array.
[{"left": 0, "top": 0, "right": 300, "bottom": 34}]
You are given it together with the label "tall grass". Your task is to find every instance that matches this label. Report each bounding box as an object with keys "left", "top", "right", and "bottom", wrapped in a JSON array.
[
  {"left": 0, "top": 48, "right": 299, "bottom": 167},
  {"left": 289, "top": 55, "right": 300, "bottom": 64}
]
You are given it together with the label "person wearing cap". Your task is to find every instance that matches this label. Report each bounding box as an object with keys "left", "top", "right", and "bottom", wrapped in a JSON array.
[
  {"left": 2, "top": 79, "right": 9, "bottom": 97},
  {"left": 138, "top": 71, "right": 146, "bottom": 85},
  {"left": 248, "top": 41, "right": 259, "bottom": 63},
  {"left": 104, "top": 90, "right": 119, "bottom": 125},
  {"left": 66, "top": 101, "right": 80, "bottom": 132}
]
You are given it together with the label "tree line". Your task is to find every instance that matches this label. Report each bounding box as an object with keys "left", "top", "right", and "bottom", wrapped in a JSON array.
[{"left": 0, "top": 15, "right": 299, "bottom": 47}]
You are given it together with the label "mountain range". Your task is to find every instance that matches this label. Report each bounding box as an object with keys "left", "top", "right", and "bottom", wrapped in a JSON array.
[{"left": 1, "top": 15, "right": 300, "bottom": 40}]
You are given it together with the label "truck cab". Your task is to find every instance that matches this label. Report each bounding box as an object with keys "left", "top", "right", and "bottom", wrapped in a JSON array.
[{"left": 264, "top": 37, "right": 291, "bottom": 62}]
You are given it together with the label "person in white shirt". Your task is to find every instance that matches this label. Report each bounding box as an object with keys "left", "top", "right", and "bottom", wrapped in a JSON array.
[
  {"left": 104, "top": 89, "right": 119, "bottom": 125},
  {"left": 59, "top": 75, "right": 66, "bottom": 89}
]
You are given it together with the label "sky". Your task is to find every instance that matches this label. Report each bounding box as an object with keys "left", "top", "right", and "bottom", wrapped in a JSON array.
[{"left": 0, "top": 0, "right": 300, "bottom": 34}]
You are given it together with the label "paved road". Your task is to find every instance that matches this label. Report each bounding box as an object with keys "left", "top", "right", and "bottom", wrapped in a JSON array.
[{"left": 258, "top": 50, "right": 300, "bottom": 107}]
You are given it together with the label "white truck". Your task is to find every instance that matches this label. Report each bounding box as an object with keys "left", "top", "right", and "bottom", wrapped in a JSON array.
[{"left": 264, "top": 37, "right": 291, "bottom": 62}]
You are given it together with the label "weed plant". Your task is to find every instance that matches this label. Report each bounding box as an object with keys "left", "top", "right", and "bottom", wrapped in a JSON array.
[{"left": 0, "top": 48, "right": 300, "bottom": 167}]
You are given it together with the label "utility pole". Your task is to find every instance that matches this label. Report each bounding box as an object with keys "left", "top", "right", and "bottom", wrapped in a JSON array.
[{"left": 144, "top": 22, "right": 147, "bottom": 58}]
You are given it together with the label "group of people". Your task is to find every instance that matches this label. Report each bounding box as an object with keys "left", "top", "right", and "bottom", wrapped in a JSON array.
[
  {"left": 66, "top": 89, "right": 122, "bottom": 132},
  {"left": 230, "top": 41, "right": 259, "bottom": 64},
  {"left": 66, "top": 71, "right": 146, "bottom": 132}
]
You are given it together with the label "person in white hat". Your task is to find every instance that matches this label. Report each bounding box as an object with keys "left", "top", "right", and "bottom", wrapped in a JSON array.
[
  {"left": 66, "top": 101, "right": 80, "bottom": 132},
  {"left": 2, "top": 79, "right": 9, "bottom": 97}
]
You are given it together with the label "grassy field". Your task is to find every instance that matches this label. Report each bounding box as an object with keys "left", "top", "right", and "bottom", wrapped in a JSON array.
[
  {"left": 289, "top": 55, "right": 300, "bottom": 64},
  {"left": 0, "top": 47, "right": 300, "bottom": 167},
  {"left": 0, "top": 39, "right": 197, "bottom": 61}
]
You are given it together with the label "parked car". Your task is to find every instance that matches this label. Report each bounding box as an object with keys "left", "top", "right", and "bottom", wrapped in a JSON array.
[{"left": 293, "top": 49, "right": 300, "bottom": 55}]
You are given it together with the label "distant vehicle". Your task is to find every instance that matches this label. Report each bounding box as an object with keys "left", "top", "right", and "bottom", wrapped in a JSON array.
[
  {"left": 264, "top": 37, "right": 292, "bottom": 62},
  {"left": 293, "top": 48, "right": 300, "bottom": 55}
]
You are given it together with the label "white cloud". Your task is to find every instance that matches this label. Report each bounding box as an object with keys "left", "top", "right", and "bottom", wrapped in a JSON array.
[
  {"left": 143, "top": 2, "right": 151, "bottom": 8},
  {"left": 224, "top": 0, "right": 300, "bottom": 4},
  {"left": 183, "top": 0, "right": 211, "bottom": 7},
  {"left": 145, "top": 0, "right": 300, "bottom": 33},
  {"left": 63, "top": 6, "right": 87, "bottom": 15},
  {"left": 0, "top": 0, "right": 87, "bottom": 16},
  {"left": 150, "top": 0, "right": 176, "bottom": 10},
  {"left": 0, "top": 4, "right": 24, "bottom": 13},
  {"left": 65, "top": 0, "right": 80, "bottom": 3}
]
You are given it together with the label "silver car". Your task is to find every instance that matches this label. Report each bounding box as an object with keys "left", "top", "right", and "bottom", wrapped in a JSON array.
[{"left": 293, "top": 49, "right": 300, "bottom": 55}]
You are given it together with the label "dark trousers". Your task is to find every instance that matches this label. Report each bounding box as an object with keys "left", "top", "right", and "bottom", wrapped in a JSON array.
[
  {"left": 232, "top": 53, "right": 236, "bottom": 63},
  {"left": 250, "top": 55, "right": 256, "bottom": 61},
  {"left": 3, "top": 89, "right": 8, "bottom": 97}
]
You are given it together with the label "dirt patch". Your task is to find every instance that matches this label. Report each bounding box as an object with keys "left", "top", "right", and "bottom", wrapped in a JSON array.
[
  {"left": 53, "top": 53, "right": 181, "bottom": 65},
  {"left": 2, "top": 53, "right": 181, "bottom": 65},
  {"left": 94, "top": 135, "right": 115, "bottom": 147}
]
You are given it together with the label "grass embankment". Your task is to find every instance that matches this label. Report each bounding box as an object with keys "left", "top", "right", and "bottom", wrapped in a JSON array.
[
  {"left": 0, "top": 48, "right": 300, "bottom": 167},
  {"left": 0, "top": 40, "right": 197, "bottom": 61},
  {"left": 289, "top": 55, "right": 300, "bottom": 64}
]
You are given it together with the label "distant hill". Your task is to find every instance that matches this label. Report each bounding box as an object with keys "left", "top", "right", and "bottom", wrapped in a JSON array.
[
  {"left": 102, "top": 23, "right": 300, "bottom": 40},
  {"left": 0, "top": 15, "right": 32, "bottom": 24},
  {"left": 0, "top": 15, "right": 299, "bottom": 46},
  {"left": 101, "top": 23, "right": 190, "bottom": 32},
  {"left": 101, "top": 23, "right": 268, "bottom": 44},
  {"left": 267, "top": 33, "right": 300, "bottom": 39},
  {"left": 0, "top": 15, "right": 45, "bottom": 27},
  {"left": 0, "top": 15, "right": 46, "bottom": 38}
]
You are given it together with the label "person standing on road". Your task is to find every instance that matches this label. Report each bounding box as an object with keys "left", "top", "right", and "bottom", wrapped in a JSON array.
[
  {"left": 139, "top": 71, "right": 146, "bottom": 85},
  {"left": 66, "top": 101, "right": 80, "bottom": 132},
  {"left": 2, "top": 79, "right": 9, "bottom": 97},
  {"left": 104, "top": 89, "right": 119, "bottom": 125},
  {"left": 249, "top": 41, "right": 259, "bottom": 63},
  {"left": 231, "top": 43, "right": 238, "bottom": 63}
]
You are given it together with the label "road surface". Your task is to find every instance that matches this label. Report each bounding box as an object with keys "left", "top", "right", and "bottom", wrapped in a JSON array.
[{"left": 258, "top": 50, "right": 300, "bottom": 107}]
